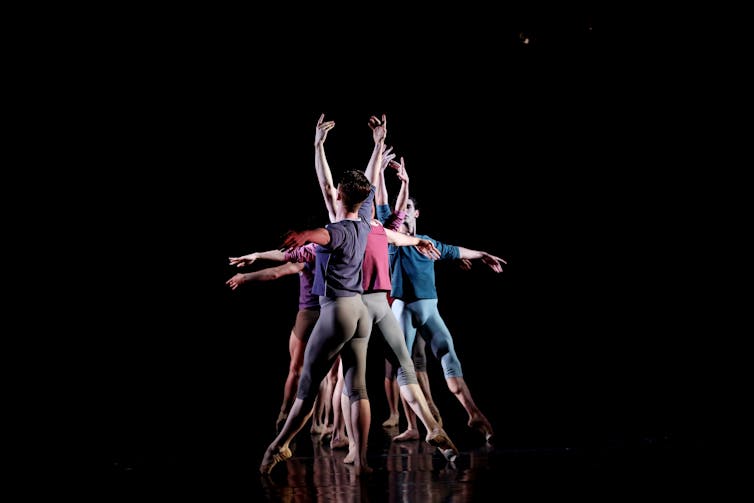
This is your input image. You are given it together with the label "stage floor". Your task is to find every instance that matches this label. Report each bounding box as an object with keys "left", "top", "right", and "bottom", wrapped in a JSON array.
[{"left": 106, "top": 422, "right": 704, "bottom": 501}]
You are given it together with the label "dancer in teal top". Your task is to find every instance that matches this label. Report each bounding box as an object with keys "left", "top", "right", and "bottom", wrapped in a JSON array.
[{"left": 389, "top": 191, "right": 507, "bottom": 444}]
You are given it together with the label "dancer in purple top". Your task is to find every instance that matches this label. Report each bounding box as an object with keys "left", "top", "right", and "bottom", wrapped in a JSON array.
[{"left": 227, "top": 244, "right": 338, "bottom": 437}]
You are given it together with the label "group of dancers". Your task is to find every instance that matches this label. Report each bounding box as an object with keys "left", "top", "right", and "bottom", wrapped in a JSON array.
[{"left": 226, "top": 114, "right": 507, "bottom": 475}]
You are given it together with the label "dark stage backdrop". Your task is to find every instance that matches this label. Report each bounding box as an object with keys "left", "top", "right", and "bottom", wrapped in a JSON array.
[{"left": 69, "top": 16, "right": 709, "bottom": 472}]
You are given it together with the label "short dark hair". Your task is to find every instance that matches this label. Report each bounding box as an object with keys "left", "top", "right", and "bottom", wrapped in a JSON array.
[{"left": 339, "top": 170, "right": 372, "bottom": 211}]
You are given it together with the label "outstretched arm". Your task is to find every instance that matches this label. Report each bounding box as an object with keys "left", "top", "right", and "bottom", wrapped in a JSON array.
[
  {"left": 314, "top": 113, "right": 338, "bottom": 223},
  {"left": 385, "top": 228, "right": 440, "bottom": 260},
  {"left": 228, "top": 249, "right": 286, "bottom": 268},
  {"left": 281, "top": 227, "right": 331, "bottom": 250},
  {"left": 226, "top": 262, "right": 306, "bottom": 290},
  {"left": 457, "top": 246, "right": 508, "bottom": 273}
]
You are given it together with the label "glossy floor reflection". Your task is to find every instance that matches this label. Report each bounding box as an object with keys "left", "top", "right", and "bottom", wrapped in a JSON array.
[
  {"left": 108, "top": 425, "right": 704, "bottom": 500},
  {"left": 259, "top": 429, "right": 495, "bottom": 502}
]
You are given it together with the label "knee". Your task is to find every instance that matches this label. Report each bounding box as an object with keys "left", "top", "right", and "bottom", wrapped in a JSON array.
[
  {"left": 397, "top": 367, "right": 417, "bottom": 386},
  {"left": 446, "top": 379, "right": 462, "bottom": 394}
]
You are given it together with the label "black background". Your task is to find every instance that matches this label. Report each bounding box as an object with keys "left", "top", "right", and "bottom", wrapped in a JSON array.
[{"left": 55, "top": 11, "right": 713, "bottom": 472}]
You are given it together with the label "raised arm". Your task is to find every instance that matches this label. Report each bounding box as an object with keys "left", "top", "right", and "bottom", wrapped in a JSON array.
[
  {"left": 314, "top": 113, "right": 338, "bottom": 223},
  {"left": 392, "top": 156, "right": 409, "bottom": 213},
  {"left": 379, "top": 155, "right": 408, "bottom": 230},
  {"left": 365, "top": 114, "right": 387, "bottom": 189},
  {"left": 376, "top": 145, "right": 396, "bottom": 206},
  {"left": 457, "top": 246, "right": 508, "bottom": 273},
  {"left": 228, "top": 249, "right": 287, "bottom": 268},
  {"left": 226, "top": 262, "right": 306, "bottom": 290}
]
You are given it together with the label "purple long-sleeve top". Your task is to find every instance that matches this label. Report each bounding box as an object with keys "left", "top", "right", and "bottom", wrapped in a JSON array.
[{"left": 284, "top": 243, "right": 319, "bottom": 310}]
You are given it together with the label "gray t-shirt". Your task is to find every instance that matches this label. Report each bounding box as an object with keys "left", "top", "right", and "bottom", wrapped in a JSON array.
[{"left": 312, "top": 186, "right": 375, "bottom": 298}]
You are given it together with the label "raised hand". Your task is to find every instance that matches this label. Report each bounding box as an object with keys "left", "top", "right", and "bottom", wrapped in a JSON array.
[
  {"left": 368, "top": 114, "right": 387, "bottom": 144},
  {"left": 315, "top": 113, "right": 335, "bottom": 147},
  {"left": 381, "top": 146, "right": 396, "bottom": 171},
  {"left": 395, "top": 156, "right": 408, "bottom": 184},
  {"left": 480, "top": 252, "right": 508, "bottom": 273}
]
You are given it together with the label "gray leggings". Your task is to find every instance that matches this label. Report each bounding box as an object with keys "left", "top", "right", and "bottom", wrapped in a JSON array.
[
  {"left": 361, "top": 292, "right": 418, "bottom": 387},
  {"left": 385, "top": 329, "right": 427, "bottom": 377},
  {"left": 391, "top": 298, "right": 463, "bottom": 378},
  {"left": 297, "top": 295, "right": 371, "bottom": 405}
]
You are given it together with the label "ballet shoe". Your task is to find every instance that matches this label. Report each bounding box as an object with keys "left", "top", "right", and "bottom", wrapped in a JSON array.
[
  {"left": 426, "top": 428, "right": 459, "bottom": 462},
  {"left": 468, "top": 417, "right": 494, "bottom": 443},
  {"left": 259, "top": 446, "right": 292, "bottom": 475}
]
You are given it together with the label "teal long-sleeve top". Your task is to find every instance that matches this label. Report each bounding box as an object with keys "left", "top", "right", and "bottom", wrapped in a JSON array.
[{"left": 388, "top": 234, "right": 460, "bottom": 302}]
